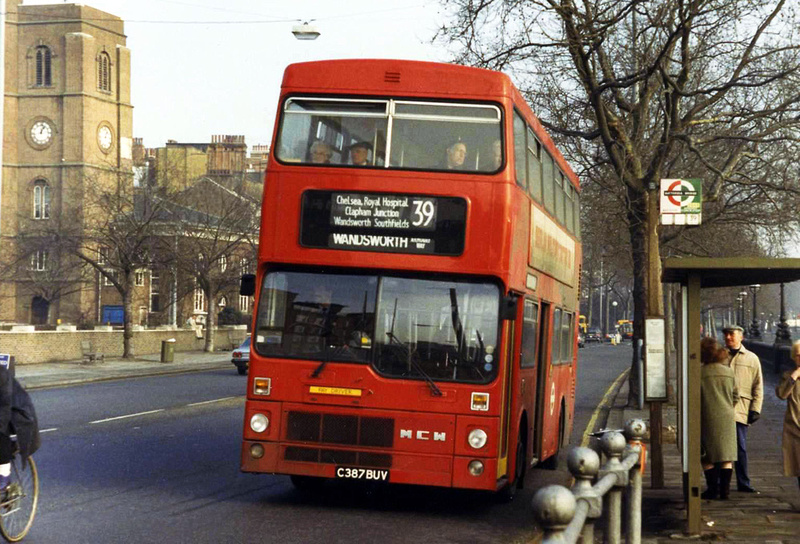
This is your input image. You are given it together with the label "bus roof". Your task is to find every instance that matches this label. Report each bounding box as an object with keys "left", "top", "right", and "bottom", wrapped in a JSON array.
[
  {"left": 282, "top": 59, "right": 515, "bottom": 100},
  {"left": 280, "top": 58, "right": 580, "bottom": 190}
]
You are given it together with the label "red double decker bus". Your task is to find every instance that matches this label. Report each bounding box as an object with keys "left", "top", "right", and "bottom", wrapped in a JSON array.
[{"left": 240, "top": 59, "right": 581, "bottom": 496}]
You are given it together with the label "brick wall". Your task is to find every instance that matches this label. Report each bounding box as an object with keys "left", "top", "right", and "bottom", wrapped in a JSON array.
[{"left": 0, "top": 327, "right": 247, "bottom": 365}]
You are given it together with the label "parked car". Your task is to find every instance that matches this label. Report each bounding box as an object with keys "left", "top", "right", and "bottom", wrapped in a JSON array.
[
  {"left": 231, "top": 336, "right": 250, "bottom": 375},
  {"left": 577, "top": 333, "right": 585, "bottom": 348},
  {"left": 586, "top": 328, "right": 603, "bottom": 343}
]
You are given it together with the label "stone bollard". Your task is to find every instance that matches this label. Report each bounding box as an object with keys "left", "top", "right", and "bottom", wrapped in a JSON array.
[
  {"left": 599, "top": 432, "right": 628, "bottom": 544},
  {"left": 532, "top": 485, "right": 576, "bottom": 544},
  {"left": 568, "top": 447, "right": 601, "bottom": 544},
  {"left": 623, "top": 419, "right": 646, "bottom": 544}
]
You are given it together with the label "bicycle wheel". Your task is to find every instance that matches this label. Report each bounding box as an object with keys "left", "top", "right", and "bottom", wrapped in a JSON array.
[{"left": 0, "top": 456, "right": 38, "bottom": 542}]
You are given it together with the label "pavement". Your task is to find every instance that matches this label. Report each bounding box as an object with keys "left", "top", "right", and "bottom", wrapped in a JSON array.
[
  {"left": 607, "top": 372, "right": 800, "bottom": 543},
  {"left": 12, "top": 349, "right": 233, "bottom": 390}
]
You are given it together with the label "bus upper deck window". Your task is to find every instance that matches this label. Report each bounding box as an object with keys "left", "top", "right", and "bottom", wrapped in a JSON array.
[
  {"left": 276, "top": 98, "right": 389, "bottom": 166},
  {"left": 391, "top": 102, "right": 502, "bottom": 173},
  {"left": 275, "top": 97, "right": 503, "bottom": 173}
]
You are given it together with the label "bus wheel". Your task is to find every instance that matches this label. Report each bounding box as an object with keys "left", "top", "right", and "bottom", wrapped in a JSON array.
[
  {"left": 290, "top": 475, "right": 326, "bottom": 491},
  {"left": 540, "top": 410, "right": 565, "bottom": 471}
]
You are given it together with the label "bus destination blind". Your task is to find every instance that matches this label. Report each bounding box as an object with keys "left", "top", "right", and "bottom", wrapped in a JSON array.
[{"left": 300, "top": 191, "right": 466, "bottom": 256}]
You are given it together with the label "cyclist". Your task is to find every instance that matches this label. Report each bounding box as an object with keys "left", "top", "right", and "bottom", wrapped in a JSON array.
[{"left": 0, "top": 361, "right": 40, "bottom": 490}]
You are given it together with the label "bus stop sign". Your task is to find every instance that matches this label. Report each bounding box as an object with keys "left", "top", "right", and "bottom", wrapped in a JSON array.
[{"left": 660, "top": 178, "right": 702, "bottom": 226}]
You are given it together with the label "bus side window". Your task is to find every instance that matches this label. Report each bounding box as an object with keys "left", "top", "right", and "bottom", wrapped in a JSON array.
[
  {"left": 551, "top": 308, "right": 562, "bottom": 365},
  {"left": 513, "top": 111, "right": 527, "bottom": 189},
  {"left": 527, "top": 128, "right": 542, "bottom": 201},
  {"left": 521, "top": 300, "right": 538, "bottom": 368}
]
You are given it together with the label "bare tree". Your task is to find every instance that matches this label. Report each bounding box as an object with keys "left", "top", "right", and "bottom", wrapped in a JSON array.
[
  {"left": 438, "top": 0, "right": 800, "bottom": 401},
  {"left": 168, "top": 177, "right": 258, "bottom": 352},
  {"left": 38, "top": 169, "right": 173, "bottom": 357}
]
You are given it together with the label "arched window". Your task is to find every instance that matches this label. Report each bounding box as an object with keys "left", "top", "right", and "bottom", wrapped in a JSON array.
[
  {"left": 194, "top": 287, "right": 205, "bottom": 312},
  {"left": 35, "top": 46, "right": 51, "bottom": 87},
  {"left": 97, "top": 52, "right": 111, "bottom": 91},
  {"left": 33, "top": 180, "right": 50, "bottom": 219}
]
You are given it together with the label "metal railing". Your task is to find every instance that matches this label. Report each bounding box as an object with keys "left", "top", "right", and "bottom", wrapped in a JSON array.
[{"left": 532, "top": 419, "right": 647, "bottom": 544}]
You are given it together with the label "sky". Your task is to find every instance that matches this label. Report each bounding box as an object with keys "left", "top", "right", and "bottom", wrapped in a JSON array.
[{"left": 22, "top": 0, "right": 450, "bottom": 150}]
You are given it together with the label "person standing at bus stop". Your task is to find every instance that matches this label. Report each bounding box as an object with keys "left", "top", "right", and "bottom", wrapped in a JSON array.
[
  {"left": 775, "top": 340, "right": 800, "bottom": 495},
  {"left": 700, "top": 337, "right": 738, "bottom": 499},
  {"left": 723, "top": 323, "right": 764, "bottom": 493}
]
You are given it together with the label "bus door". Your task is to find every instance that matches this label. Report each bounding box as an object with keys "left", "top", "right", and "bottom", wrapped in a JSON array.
[
  {"left": 519, "top": 299, "right": 540, "bottom": 464},
  {"left": 533, "top": 302, "right": 551, "bottom": 458}
]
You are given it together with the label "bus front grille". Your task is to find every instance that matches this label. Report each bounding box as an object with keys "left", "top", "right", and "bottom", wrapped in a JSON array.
[
  {"left": 285, "top": 446, "right": 392, "bottom": 468},
  {"left": 286, "top": 411, "right": 395, "bottom": 448}
]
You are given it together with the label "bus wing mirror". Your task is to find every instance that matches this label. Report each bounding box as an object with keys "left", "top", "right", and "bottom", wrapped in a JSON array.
[
  {"left": 500, "top": 295, "right": 517, "bottom": 321},
  {"left": 240, "top": 274, "right": 256, "bottom": 297}
]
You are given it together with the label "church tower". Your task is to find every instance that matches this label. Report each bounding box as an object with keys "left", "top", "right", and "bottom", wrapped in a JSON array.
[{"left": 0, "top": 1, "right": 132, "bottom": 324}]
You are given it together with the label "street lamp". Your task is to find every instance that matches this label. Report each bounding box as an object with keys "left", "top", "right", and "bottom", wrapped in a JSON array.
[
  {"left": 738, "top": 291, "right": 747, "bottom": 328},
  {"left": 776, "top": 282, "right": 793, "bottom": 344},
  {"left": 749, "top": 284, "right": 761, "bottom": 339},
  {"left": 611, "top": 300, "right": 618, "bottom": 327},
  {"left": 292, "top": 21, "right": 320, "bottom": 40}
]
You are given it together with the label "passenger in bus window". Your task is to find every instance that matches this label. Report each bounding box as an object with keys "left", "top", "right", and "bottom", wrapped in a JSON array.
[
  {"left": 348, "top": 141, "right": 371, "bottom": 166},
  {"left": 310, "top": 140, "right": 333, "bottom": 164},
  {"left": 492, "top": 139, "right": 502, "bottom": 170},
  {"left": 445, "top": 140, "right": 468, "bottom": 170}
]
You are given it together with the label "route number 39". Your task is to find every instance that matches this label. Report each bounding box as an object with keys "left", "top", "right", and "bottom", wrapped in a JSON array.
[{"left": 411, "top": 199, "right": 436, "bottom": 228}]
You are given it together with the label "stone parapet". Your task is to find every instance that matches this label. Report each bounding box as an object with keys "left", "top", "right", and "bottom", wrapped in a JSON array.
[{"left": 0, "top": 328, "right": 246, "bottom": 364}]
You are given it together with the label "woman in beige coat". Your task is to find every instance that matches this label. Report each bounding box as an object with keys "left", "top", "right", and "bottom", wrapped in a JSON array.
[
  {"left": 776, "top": 340, "right": 800, "bottom": 492},
  {"left": 701, "top": 337, "right": 738, "bottom": 500}
]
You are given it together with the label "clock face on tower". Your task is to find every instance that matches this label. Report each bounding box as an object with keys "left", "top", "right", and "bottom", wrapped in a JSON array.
[
  {"left": 30, "top": 121, "right": 52, "bottom": 146},
  {"left": 98, "top": 125, "right": 113, "bottom": 152}
]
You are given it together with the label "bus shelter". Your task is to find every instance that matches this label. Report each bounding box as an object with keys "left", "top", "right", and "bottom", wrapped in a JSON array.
[{"left": 662, "top": 257, "right": 800, "bottom": 534}]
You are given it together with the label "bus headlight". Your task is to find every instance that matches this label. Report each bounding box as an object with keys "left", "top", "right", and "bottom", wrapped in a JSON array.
[
  {"left": 468, "top": 429, "right": 488, "bottom": 449},
  {"left": 468, "top": 460, "right": 484, "bottom": 476},
  {"left": 250, "top": 413, "right": 269, "bottom": 433}
]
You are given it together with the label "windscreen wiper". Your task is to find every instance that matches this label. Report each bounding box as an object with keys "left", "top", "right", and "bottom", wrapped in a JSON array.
[
  {"left": 386, "top": 331, "right": 443, "bottom": 397},
  {"left": 387, "top": 298, "right": 442, "bottom": 396},
  {"left": 311, "top": 331, "right": 332, "bottom": 378},
  {"left": 311, "top": 308, "right": 334, "bottom": 378},
  {"left": 470, "top": 329, "right": 486, "bottom": 380}
]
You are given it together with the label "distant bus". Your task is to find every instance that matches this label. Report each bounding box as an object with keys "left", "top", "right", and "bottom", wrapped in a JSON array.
[
  {"left": 240, "top": 59, "right": 582, "bottom": 497},
  {"left": 617, "top": 319, "right": 633, "bottom": 340},
  {"left": 578, "top": 314, "right": 587, "bottom": 334}
]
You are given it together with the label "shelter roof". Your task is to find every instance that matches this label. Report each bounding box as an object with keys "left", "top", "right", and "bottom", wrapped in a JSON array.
[{"left": 662, "top": 257, "right": 800, "bottom": 288}]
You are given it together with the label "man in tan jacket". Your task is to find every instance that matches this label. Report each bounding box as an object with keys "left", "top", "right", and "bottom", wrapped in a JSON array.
[{"left": 723, "top": 324, "right": 764, "bottom": 493}]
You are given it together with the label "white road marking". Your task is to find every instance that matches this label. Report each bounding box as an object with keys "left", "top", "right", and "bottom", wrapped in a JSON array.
[
  {"left": 89, "top": 409, "right": 164, "bottom": 424},
  {"left": 40, "top": 428, "right": 58, "bottom": 433},
  {"left": 187, "top": 396, "right": 236, "bottom": 407}
]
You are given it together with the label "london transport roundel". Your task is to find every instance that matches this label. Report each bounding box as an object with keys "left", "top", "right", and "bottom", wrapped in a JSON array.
[{"left": 666, "top": 179, "right": 697, "bottom": 207}]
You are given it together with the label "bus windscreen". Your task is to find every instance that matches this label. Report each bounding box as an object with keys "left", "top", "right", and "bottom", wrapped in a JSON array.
[{"left": 254, "top": 271, "right": 500, "bottom": 384}]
